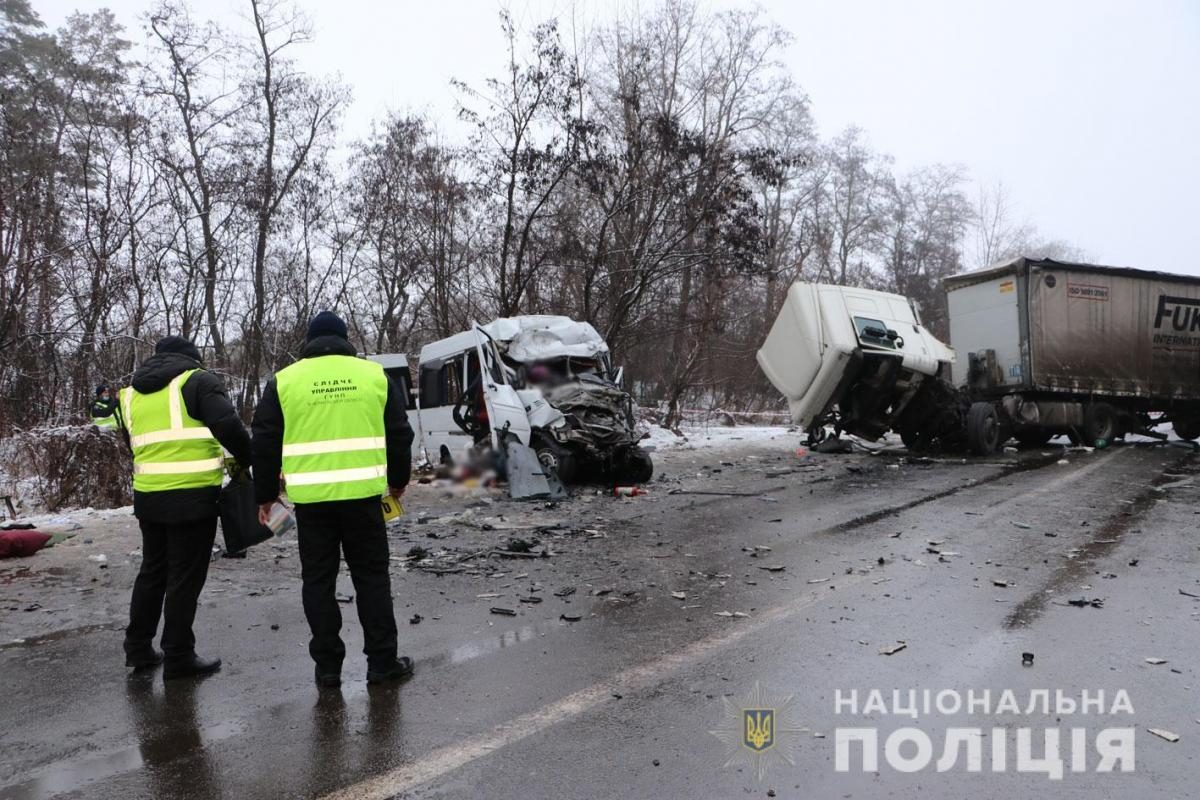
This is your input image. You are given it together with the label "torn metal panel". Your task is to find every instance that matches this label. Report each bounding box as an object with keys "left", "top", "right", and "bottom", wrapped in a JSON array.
[
  {"left": 481, "top": 316, "right": 609, "bottom": 362},
  {"left": 504, "top": 439, "right": 567, "bottom": 500}
]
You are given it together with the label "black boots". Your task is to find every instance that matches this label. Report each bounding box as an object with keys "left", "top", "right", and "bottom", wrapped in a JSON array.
[
  {"left": 315, "top": 667, "right": 342, "bottom": 688},
  {"left": 163, "top": 654, "right": 222, "bottom": 681},
  {"left": 125, "top": 649, "right": 164, "bottom": 671},
  {"left": 366, "top": 656, "right": 414, "bottom": 685}
]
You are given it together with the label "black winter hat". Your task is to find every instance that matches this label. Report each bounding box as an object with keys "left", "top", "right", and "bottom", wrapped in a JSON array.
[
  {"left": 154, "top": 335, "right": 203, "bottom": 363},
  {"left": 95, "top": 383, "right": 109, "bottom": 396},
  {"left": 307, "top": 310, "right": 348, "bottom": 342}
]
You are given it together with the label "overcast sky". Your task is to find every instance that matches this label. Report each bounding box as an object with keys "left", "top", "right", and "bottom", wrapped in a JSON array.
[{"left": 35, "top": 0, "right": 1200, "bottom": 276}]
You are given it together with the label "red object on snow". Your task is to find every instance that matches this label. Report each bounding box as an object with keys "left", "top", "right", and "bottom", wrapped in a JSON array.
[{"left": 0, "top": 529, "right": 51, "bottom": 558}]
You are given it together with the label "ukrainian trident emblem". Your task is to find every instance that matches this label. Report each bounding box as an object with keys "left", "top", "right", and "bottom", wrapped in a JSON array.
[
  {"left": 744, "top": 708, "right": 775, "bottom": 751},
  {"left": 710, "top": 682, "right": 805, "bottom": 781}
]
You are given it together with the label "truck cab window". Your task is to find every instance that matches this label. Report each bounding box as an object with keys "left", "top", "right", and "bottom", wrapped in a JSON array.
[{"left": 854, "top": 316, "right": 897, "bottom": 350}]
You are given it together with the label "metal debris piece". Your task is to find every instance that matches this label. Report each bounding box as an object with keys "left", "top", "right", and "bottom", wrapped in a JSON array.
[
  {"left": 1145, "top": 657, "right": 1167, "bottom": 665},
  {"left": 560, "top": 613, "right": 582, "bottom": 622},
  {"left": 1148, "top": 728, "right": 1180, "bottom": 743},
  {"left": 1021, "top": 652, "right": 1034, "bottom": 666},
  {"left": 490, "top": 607, "right": 517, "bottom": 616},
  {"left": 879, "top": 642, "right": 907, "bottom": 656}
]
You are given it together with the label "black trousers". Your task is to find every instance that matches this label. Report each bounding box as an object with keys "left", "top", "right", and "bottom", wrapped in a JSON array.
[
  {"left": 125, "top": 516, "right": 217, "bottom": 661},
  {"left": 295, "top": 497, "right": 398, "bottom": 672}
]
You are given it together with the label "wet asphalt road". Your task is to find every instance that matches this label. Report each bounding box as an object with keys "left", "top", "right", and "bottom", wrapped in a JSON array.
[{"left": 1, "top": 437, "right": 1198, "bottom": 799}]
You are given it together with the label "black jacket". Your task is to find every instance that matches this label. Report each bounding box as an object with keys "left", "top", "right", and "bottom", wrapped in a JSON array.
[
  {"left": 90, "top": 397, "right": 117, "bottom": 418},
  {"left": 120, "top": 352, "right": 252, "bottom": 522},
  {"left": 251, "top": 335, "right": 414, "bottom": 505}
]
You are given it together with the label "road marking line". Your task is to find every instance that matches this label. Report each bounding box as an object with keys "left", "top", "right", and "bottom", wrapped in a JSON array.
[
  {"left": 326, "top": 451, "right": 1144, "bottom": 799},
  {"left": 320, "top": 578, "right": 866, "bottom": 800}
]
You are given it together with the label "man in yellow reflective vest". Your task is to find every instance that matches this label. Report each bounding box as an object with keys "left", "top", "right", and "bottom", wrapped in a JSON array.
[
  {"left": 90, "top": 384, "right": 119, "bottom": 429},
  {"left": 251, "top": 311, "right": 415, "bottom": 688},
  {"left": 118, "top": 336, "right": 251, "bottom": 679}
]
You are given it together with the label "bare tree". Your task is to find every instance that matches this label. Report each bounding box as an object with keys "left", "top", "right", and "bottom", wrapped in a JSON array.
[
  {"left": 147, "top": 1, "right": 243, "bottom": 362},
  {"left": 240, "top": 0, "right": 344, "bottom": 403},
  {"left": 455, "top": 10, "right": 583, "bottom": 316}
]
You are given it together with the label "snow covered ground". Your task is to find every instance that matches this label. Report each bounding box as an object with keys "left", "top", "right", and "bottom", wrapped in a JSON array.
[{"left": 642, "top": 423, "right": 794, "bottom": 452}]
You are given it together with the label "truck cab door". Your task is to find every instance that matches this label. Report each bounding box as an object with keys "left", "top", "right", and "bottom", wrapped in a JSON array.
[{"left": 473, "top": 327, "right": 532, "bottom": 448}]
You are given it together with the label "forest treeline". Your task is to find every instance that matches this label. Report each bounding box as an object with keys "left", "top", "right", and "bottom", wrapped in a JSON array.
[{"left": 0, "top": 0, "right": 1080, "bottom": 432}]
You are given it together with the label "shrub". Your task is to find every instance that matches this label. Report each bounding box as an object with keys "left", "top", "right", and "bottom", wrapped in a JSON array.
[{"left": 1, "top": 426, "right": 132, "bottom": 513}]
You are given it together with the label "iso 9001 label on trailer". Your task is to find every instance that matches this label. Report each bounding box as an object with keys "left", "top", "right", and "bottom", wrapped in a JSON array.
[{"left": 1067, "top": 283, "right": 1110, "bottom": 301}]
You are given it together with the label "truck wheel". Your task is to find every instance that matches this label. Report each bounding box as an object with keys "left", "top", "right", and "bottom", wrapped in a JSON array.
[
  {"left": 534, "top": 438, "right": 578, "bottom": 484},
  {"left": 966, "top": 402, "right": 1001, "bottom": 455},
  {"left": 1173, "top": 418, "right": 1200, "bottom": 441},
  {"left": 1014, "top": 429, "right": 1053, "bottom": 447},
  {"left": 620, "top": 448, "right": 654, "bottom": 484},
  {"left": 1083, "top": 403, "right": 1118, "bottom": 445}
]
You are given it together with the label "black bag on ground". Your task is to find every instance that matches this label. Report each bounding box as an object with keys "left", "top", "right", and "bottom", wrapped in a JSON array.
[{"left": 218, "top": 476, "right": 272, "bottom": 554}]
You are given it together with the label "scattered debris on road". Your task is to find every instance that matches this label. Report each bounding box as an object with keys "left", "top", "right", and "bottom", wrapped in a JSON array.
[
  {"left": 879, "top": 642, "right": 907, "bottom": 655},
  {"left": 1148, "top": 728, "right": 1180, "bottom": 743}
]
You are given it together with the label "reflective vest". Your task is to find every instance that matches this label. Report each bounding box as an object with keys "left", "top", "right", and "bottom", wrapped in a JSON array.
[
  {"left": 92, "top": 410, "right": 119, "bottom": 429},
  {"left": 276, "top": 355, "right": 388, "bottom": 504},
  {"left": 119, "top": 370, "right": 224, "bottom": 492}
]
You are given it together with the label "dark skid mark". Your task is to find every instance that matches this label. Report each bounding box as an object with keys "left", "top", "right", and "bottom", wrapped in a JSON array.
[
  {"left": 1004, "top": 451, "right": 1197, "bottom": 629},
  {"left": 830, "top": 452, "right": 1065, "bottom": 533},
  {"left": 0, "top": 622, "right": 123, "bottom": 651}
]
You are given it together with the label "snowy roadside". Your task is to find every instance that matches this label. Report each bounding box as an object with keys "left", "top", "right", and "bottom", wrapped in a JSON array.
[
  {"left": 642, "top": 423, "right": 794, "bottom": 452},
  {"left": 0, "top": 424, "right": 799, "bottom": 523}
]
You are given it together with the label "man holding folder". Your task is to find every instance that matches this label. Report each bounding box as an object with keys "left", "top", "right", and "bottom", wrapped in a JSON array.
[{"left": 252, "top": 311, "right": 415, "bottom": 688}]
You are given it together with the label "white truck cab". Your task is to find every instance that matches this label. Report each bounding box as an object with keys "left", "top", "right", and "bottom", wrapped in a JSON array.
[{"left": 757, "top": 283, "right": 957, "bottom": 445}]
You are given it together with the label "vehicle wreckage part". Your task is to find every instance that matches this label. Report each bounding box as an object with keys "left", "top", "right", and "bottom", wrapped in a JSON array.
[
  {"left": 967, "top": 401, "right": 1001, "bottom": 455},
  {"left": 1083, "top": 402, "right": 1119, "bottom": 445},
  {"left": 503, "top": 438, "right": 567, "bottom": 501},
  {"left": 532, "top": 434, "right": 578, "bottom": 485},
  {"left": 617, "top": 447, "right": 654, "bottom": 483},
  {"left": 1173, "top": 418, "right": 1200, "bottom": 441}
]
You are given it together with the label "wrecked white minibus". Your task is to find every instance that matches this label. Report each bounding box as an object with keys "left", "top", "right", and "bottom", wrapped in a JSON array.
[{"left": 372, "top": 316, "right": 652, "bottom": 486}]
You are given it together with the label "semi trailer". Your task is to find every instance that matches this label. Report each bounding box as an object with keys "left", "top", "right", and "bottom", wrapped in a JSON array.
[
  {"left": 757, "top": 258, "right": 1200, "bottom": 454},
  {"left": 945, "top": 257, "right": 1200, "bottom": 452}
]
